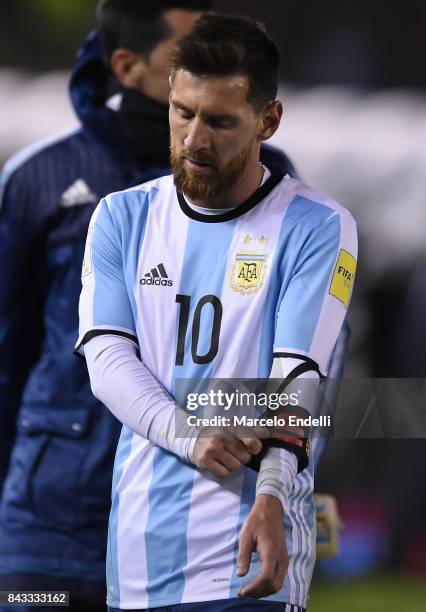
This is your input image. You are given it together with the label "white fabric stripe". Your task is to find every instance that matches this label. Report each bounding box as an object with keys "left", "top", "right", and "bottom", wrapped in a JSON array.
[
  {"left": 181, "top": 469, "right": 245, "bottom": 601},
  {"left": 286, "top": 476, "right": 303, "bottom": 603},
  {"left": 309, "top": 211, "right": 357, "bottom": 373},
  {"left": 269, "top": 357, "right": 320, "bottom": 427},
  {"left": 76, "top": 202, "right": 103, "bottom": 349},
  {"left": 292, "top": 477, "right": 305, "bottom": 604},
  {"left": 305, "top": 470, "right": 317, "bottom": 596},
  {"left": 116, "top": 435, "right": 156, "bottom": 608},
  {"left": 287, "top": 466, "right": 314, "bottom": 607},
  {"left": 214, "top": 178, "right": 294, "bottom": 379},
  {"left": 284, "top": 176, "right": 352, "bottom": 215},
  {"left": 135, "top": 176, "right": 188, "bottom": 384},
  {"left": 295, "top": 471, "right": 310, "bottom": 604}
]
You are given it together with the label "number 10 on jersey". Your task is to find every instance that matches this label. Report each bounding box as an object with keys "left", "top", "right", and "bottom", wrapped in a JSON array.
[{"left": 175, "top": 294, "right": 223, "bottom": 366}]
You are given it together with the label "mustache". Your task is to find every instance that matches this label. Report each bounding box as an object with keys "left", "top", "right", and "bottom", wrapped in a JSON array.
[{"left": 180, "top": 150, "right": 217, "bottom": 165}]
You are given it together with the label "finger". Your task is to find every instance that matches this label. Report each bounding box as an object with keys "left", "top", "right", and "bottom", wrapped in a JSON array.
[
  {"left": 236, "top": 531, "right": 254, "bottom": 577},
  {"left": 215, "top": 449, "right": 243, "bottom": 472},
  {"left": 239, "top": 558, "right": 277, "bottom": 599},
  {"left": 275, "top": 554, "right": 289, "bottom": 587},
  {"left": 234, "top": 426, "right": 270, "bottom": 455},
  {"left": 224, "top": 437, "right": 253, "bottom": 464},
  {"left": 238, "top": 436, "right": 262, "bottom": 456},
  {"left": 204, "top": 458, "right": 231, "bottom": 478},
  {"left": 250, "top": 425, "right": 271, "bottom": 440}
]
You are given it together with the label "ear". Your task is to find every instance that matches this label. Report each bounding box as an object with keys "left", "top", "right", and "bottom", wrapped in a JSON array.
[
  {"left": 110, "top": 48, "right": 147, "bottom": 90},
  {"left": 257, "top": 100, "right": 283, "bottom": 142}
]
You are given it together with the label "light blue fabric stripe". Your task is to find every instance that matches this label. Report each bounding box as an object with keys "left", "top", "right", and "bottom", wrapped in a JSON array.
[
  {"left": 145, "top": 218, "right": 237, "bottom": 605},
  {"left": 92, "top": 201, "right": 136, "bottom": 333},
  {"left": 256, "top": 198, "right": 297, "bottom": 377},
  {"left": 107, "top": 425, "right": 134, "bottom": 608},
  {"left": 228, "top": 467, "right": 258, "bottom": 598},
  {"left": 174, "top": 218, "right": 238, "bottom": 379},
  {"left": 108, "top": 188, "right": 157, "bottom": 325},
  {"left": 273, "top": 197, "right": 341, "bottom": 352}
]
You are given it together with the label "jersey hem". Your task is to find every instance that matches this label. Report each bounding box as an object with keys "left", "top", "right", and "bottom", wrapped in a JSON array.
[{"left": 108, "top": 594, "right": 307, "bottom": 609}]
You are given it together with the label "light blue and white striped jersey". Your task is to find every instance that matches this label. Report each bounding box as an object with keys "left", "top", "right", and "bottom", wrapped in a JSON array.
[{"left": 76, "top": 168, "right": 357, "bottom": 609}]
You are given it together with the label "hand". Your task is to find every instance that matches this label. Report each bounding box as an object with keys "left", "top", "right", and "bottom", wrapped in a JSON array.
[
  {"left": 193, "top": 426, "right": 265, "bottom": 478},
  {"left": 237, "top": 494, "right": 288, "bottom": 598}
]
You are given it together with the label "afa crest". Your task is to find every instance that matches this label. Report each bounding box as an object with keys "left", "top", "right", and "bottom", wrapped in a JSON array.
[{"left": 230, "top": 251, "right": 267, "bottom": 294}]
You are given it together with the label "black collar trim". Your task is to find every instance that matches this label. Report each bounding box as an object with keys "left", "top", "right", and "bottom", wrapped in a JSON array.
[{"left": 176, "top": 167, "right": 285, "bottom": 223}]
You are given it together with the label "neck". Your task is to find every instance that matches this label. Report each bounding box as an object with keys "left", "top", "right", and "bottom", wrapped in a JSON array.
[{"left": 189, "top": 159, "right": 265, "bottom": 210}]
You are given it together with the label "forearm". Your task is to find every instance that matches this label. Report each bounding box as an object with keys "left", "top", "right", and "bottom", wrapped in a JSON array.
[
  {"left": 84, "top": 335, "right": 201, "bottom": 463},
  {"left": 256, "top": 356, "right": 320, "bottom": 509},
  {"left": 256, "top": 447, "right": 297, "bottom": 509}
]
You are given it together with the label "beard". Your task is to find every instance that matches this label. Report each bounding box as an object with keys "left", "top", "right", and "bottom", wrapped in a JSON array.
[{"left": 170, "top": 136, "right": 256, "bottom": 202}]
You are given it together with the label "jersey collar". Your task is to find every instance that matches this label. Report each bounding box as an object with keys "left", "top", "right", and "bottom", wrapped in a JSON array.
[{"left": 176, "top": 167, "right": 285, "bottom": 223}]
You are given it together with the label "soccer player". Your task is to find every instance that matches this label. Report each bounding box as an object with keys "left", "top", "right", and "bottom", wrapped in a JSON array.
[{"left": 76, "top": 13, "right": 357, "bottom": 612}]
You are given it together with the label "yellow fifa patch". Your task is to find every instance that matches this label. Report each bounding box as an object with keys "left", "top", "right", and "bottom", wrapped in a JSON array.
[{"left": 329, "top": 249, "right": 356, "bottom": 308}]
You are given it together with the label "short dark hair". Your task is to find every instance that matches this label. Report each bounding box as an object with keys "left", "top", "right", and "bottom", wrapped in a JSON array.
[
  {"left": 170, "top": 13, "right": 280, "bottom": 110},
  {"left": 97, "top": 0, "right": 213, "bottom": 64}
]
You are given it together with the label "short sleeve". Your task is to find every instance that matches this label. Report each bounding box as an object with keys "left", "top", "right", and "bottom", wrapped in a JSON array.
[
  {"left": 74, "top": 198, "right": 137, "bottom": 356},
  {"left": 273, "top": 208, "right": 357, "bottom": 376}
]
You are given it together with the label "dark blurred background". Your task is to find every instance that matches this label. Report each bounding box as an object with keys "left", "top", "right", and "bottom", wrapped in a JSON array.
[
  {"left": 1, "top": 1, "right": 425, "bottom": 610},
  {"left": 2, "top": 0, "right": 426, "bottom": 89}
]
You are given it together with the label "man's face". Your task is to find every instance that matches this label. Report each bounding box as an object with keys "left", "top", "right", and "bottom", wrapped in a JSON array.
[
  {"left": 169, "top": 70, "right": 262, "bottom": 201},
  {"left": 140, "top": 10, "right": 202, "bottom": 103}
]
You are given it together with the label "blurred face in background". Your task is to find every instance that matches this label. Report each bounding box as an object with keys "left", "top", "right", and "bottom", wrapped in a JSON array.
[{"left": 111, "top": 9, "right": 202, "bottom": 103}]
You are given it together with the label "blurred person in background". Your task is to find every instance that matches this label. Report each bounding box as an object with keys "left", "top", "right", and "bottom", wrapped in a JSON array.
[
  {"left": 0, "top": 1, "right": 209, "bottom": 611},
  {"left": 0, "top": 1, "right": 297, "bottom": 611}
]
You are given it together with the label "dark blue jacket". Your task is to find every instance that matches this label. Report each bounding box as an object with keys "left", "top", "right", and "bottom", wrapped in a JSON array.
[{"left": 0, "top": 33, "right": 298, "bottom": 581}]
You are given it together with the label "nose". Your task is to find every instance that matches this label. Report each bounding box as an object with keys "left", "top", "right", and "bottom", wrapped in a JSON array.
[{"left": 184, "top": 116, "right": 210, "bottom": 153}]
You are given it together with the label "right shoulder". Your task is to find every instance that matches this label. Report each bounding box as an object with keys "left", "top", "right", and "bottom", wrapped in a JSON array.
[
  {"left": 0, "top": 128, "right": 80, "bottom": 209},
  {"left": 103, "top": 173, "right": 174, "bottom": 216}
]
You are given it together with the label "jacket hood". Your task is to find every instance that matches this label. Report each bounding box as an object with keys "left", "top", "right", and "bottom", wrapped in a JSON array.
[{"left": 69, "top": 31, "right": 123, "bottom": 157}]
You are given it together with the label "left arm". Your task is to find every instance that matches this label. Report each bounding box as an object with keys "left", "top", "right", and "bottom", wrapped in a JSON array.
[{"left": 237, "top": 206, "right": 358, "bottom": 598}]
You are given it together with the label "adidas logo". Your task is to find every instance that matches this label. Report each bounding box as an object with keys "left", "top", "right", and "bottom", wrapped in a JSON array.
[
  {"left": 140, "top": 263, "right": 173, "bottom": 287},
  {"left": 60, "top": 179, "right": 97, "bottom": 208}
]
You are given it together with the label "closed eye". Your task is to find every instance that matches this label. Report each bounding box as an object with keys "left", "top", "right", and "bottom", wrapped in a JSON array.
[
  {"left": 172, "top": 101, "right": 193, "bottom": 120},
  {"left": 208, "top": 117, "right": 238, "bottom": 129}
]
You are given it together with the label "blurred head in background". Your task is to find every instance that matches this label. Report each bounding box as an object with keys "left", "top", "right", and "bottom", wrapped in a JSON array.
[
  {"left": 95, "top": 0, "right": 213, "bottom": 166},
  {"left": 97, "top": 0, "right": 213, "bottom": 103}
]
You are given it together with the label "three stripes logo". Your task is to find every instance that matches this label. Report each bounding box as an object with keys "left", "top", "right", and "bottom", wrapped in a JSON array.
[{"left": 140, "top": 263, "right": 173, "bottom": 287}]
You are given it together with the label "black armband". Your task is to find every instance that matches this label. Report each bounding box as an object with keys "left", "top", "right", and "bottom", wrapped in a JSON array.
[{"left": 246, "top": 406, "right": 311, "bottom": 474}]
